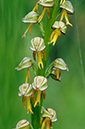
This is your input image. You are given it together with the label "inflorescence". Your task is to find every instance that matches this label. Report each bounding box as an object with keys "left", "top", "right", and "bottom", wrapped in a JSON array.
[{"left": 15, "top": 0, "right": 74, "bottom": 129}]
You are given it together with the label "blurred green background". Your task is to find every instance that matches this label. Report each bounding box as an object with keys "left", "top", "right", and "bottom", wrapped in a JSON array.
[{"left": 0, "top": 0, "right": 85, "bottom": 128}]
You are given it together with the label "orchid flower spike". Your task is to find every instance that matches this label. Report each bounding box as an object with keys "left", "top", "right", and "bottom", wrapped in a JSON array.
[
  {"left": 18, "top": 83, "right": 34, "bottom": 114},
  {"left": 15, "top": 57, "right": 33, "bottom": 82},
  {"left": 50, "top": 21, "right": 67, "bottom": 45},
  {"left": 50, "top": 58, "right": 69, "bottom": 81},
  {"left": 38, "top": 0, "right": 54, "bottom": 22},
  {"left": 32, "top": 76, "right": 48, "bottom": 107},
  {"left": 16, "top": 119, "right": 30, "bottom": 129},
  {"left": 30, "top": 37, "right": 46, "bottom": 69},
  {"left": 60, "top": 1, "right": 74, "bottom": 26},
  {"left": 41, "top": 107, "right": 58, "bottom": 129},
  {"left": 22, "top": 11, "right": 39, "bottom": 38}
]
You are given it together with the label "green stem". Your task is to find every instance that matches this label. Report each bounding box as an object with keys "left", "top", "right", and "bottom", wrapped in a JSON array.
[
  {"left": 31, "top": 0, "right": 59, "bottom": 128},
  {"left": 31, "top": 105, "right": 41, "bottom": 129},
  {"left": 31, "top": 94, "right": 43, "bottom": 129},
  {"left": 44, "top": 0, "right": 59, "bottom": 70}
]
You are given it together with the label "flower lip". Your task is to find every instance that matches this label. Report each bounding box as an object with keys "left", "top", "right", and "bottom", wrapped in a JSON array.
[
  {"left": 60, "top": 1, "right": 74, "bottom": 14},
  {"left": 38, "top": 0, "right": 54, "bottom": 8},
  {"left": 22, "top": 11, "right": 39, "bottom": 23}
]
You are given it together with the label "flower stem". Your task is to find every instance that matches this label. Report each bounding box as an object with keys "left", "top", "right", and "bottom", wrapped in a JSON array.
[
  {"left": 31, "top": 94, "right": 43, "bottom": 129},
  {"left": 44, "top": 0, "right": 59, "bottom": 70},
  {"left": 31, "top": 1, "right": 59, "bottom": 128}
]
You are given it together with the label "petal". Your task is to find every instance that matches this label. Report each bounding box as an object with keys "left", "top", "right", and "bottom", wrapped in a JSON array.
[
  {"left": 43, "top": 90, "right": 46, "bottom": 99},
  {"left": 27, "top": 68, "right": 33, "bottom": 82},
  {"left": 42, "top": 50, "right": 46, "bottom": 60}
]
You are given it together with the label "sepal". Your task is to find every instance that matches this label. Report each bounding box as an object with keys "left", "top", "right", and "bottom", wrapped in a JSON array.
[
  {"left": 38, "top": 0, "right": 54, "bottom": 7},
  {"left": 53, "top": 58, "right": 68, "bottom": 71},
  {"left": 52, "top": 21, "right": 67, "bottom": 34},
  {"left": 30, "top": 37, "right": 46, "bottom": 51},
  {"left": 41, "top": 107, "right": 58, "bottom": 122},
  {"left": 15, "top": 57, "right": 32, "bottom": 71},
  {"left": 15, "top": 119, "right": 30, "bottom": 129},
  {"left": 22, "top": 11, "right": 39, "bottom": 23},
  {"left": 60, "top": 1, "right": 74, "bottom": 14},
  {"left": 18, "top": 83, "right": 33, "bottom": 97},
  {"left": 32, "top": 76, "right": 48, "bottom": 91}
]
